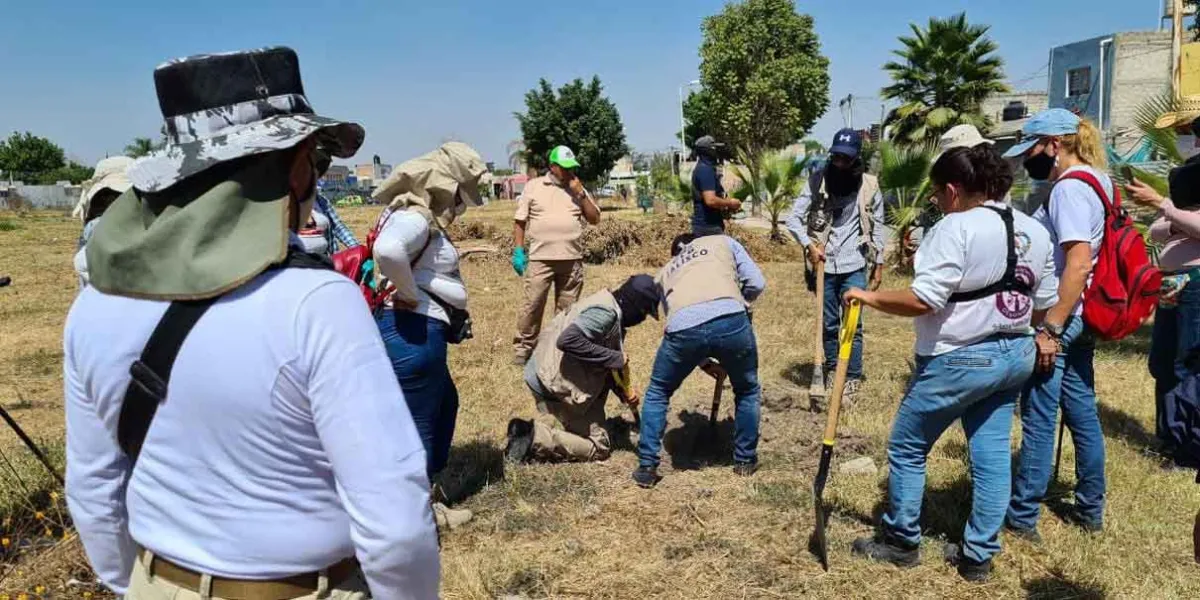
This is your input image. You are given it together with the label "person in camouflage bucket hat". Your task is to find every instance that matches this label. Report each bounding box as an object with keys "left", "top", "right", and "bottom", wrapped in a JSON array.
[{"left": 87, "top": 47, "right": 365, "bottom": 299}]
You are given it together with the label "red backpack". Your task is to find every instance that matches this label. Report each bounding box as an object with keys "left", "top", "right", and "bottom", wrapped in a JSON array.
[
  {"left": 1054, "top": 170, "right": 1161, "bottom": 341},
  {"left": 332, "top": 206, "right": 397, "bottom": 312}
]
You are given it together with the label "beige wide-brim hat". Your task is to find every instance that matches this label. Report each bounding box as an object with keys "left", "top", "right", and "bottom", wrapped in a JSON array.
[
  {"left": 1155, "top": 95, "right": 1200, "bottom": 129},
  {"left": 372, "top": 142, "right": 488, "bottom": 229},
  {"left": 72, "top": 156, "right": 135, "bottom": 222},
  {"left": 935, "top": 124, "right": 994, "bottom": 161}
]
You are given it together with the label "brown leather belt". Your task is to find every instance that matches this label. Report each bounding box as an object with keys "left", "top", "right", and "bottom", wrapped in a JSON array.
[{"left": 141, "top": 550, "right": 359, "bottom": 600}]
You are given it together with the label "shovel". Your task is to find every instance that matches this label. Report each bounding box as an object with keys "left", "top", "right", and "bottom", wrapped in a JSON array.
[
  {"left": 809, "top": 255, "right": 827, "bottom": 400},
  {"left": 811, "top": 299, "right": 862, "bottom": 571},
  {"left": 612, "top": 365, "right": 641, "bottom": 429}
]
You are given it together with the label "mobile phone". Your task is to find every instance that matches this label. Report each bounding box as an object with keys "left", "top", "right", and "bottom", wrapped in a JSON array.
[{"left": 1120, "top": 165, "right": 1134, "bottom": 181}]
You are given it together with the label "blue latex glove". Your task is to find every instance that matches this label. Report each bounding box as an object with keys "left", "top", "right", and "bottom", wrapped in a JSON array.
[{"left": 512, "top": 247, "right": 528, "bottom": 276}]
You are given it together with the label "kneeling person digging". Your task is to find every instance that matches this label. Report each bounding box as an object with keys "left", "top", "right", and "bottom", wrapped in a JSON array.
[
  {"left": 633, "top": 233, "right": 766, "bottom": 488},
  {"left": 506, "top": 275, "right": 660, "bottom": 462}
]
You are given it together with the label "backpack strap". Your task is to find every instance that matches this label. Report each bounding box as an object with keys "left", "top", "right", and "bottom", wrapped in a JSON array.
[
  {"left": 948, "top": 205, "right": 1032, "bottom": 303},
  {"left": 1049, "top": 169, "right": 1124, "bottom": 225},
  {"left": 118, "top": 298, "right": 219, "bottom": 464},
  {"left": 117, "top": 245, "right": 330, "bottom": 465}
]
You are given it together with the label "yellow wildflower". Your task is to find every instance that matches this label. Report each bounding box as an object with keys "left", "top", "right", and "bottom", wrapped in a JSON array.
[
  {"left": 43, "top": 527, "right": 52, "bottom": 537},
  {"left": 34, "top": 512, "right": 44, "bottom": 521},
  {"left": 1, "top": 537, "right": 9, "bottom": 547},
  {"left": 33, "top": 586, "right": 43, "bottom": 595},
  {"left": 15, "top": 594, "right": 26, "bottom": 600}
]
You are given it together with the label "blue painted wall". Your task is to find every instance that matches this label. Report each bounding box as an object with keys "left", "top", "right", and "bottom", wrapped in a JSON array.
[{"left": 1048, "top": 34, "right": 1115, "bottom": 126}]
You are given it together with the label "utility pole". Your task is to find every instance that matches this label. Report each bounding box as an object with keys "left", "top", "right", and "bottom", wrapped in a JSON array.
[{"left": 1173, "top": 0, "right": 1185, "bottom": 100}]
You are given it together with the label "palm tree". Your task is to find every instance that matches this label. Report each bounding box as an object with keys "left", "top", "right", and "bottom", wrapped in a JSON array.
[
  {"left": 877, "top": 141, "right": 935, "bottom": 272},
  {"left": 881, "top": 13, "right": 1008, "bottom": 146},
  {"left": 124, "top": 137, "right": 157, "bottom": 158},
  {"left": 731, "top": 150, "right": 810, "bottom": 241}
]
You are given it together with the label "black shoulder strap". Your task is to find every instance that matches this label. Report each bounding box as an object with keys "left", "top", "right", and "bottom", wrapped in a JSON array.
[
  {"left": 117, "top": 298, "right": 219, "bottom": 464},
  {"left": 118, "top": 245, "right": 331, "bottom": 464},
  {"left": 947, "top": 206, "right": 1033, "bottom": 303}
]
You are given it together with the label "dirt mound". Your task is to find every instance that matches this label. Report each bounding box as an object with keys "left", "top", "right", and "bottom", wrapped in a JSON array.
[{"left": 450, "top": 215, "right": 802, "bottom": 267}]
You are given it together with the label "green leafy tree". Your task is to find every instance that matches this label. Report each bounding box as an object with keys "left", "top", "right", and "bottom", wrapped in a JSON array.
[
  {"left": 731, "top": 150, "right": 810, "bottom": 241},
  {"left": 0, "top": 132, "right": 65, "bottom": 179},
  {"left": 697, "top": 0, "right": 830, "bottom": 159},
  {"left": 681, "top": 89, "right": 717, "bottom": 150},
  {"left": 881, "top": 13, "right": 1008, "bottom": 146},
  {"left": 877, "top": 141, "right": 935, "bottom": 272},
  {"left": 32, "top": 161, "right": 93, "bottom": 185},
  {"left": 801, "top": 139, "right": 826, "bottom": 156},
  {"left": 124, "top": 137, "right": 158, "bottom": 158},
  {"left": 515, "top": 77, "right": 628, "bottom": 184},
  {"left": 649, "top": 153, "right": 689, "bottom": 209}
]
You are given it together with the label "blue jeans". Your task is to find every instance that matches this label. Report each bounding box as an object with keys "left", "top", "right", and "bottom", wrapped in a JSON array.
[
  {"left": 824, "top": 269, "right": 866, "bottom": 379},
  {"left": 1008, "top": 316, "right": 1105, "bottom": 530},
  {"left": 377, "top": 309, "right": 459, "bottom": 478},
  {"left": 1149, "top": 275, "right": 1200, "bottom": 445},
  {"left": 883, "top": 335, "right": 1033, "bottom": 563},
  {"left": 637, "top": 312, "right": 760, "bottom": 467}
]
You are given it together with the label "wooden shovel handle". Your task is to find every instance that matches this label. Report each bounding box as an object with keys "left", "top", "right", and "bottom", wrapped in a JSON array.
[
  {"left": 822, "top": 300, "right": 861, "bottom": 444},
  {"left": 813, "top": 256, "right": 826, "bottom": 370}
]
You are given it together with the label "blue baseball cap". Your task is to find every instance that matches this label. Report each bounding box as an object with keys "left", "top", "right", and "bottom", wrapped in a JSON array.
[
  {"left": 1002, "top": 108, "right": 1082, "bottom": 158},
  {"left": 829, "top": 128, "right": 862, "bottom": 159}
]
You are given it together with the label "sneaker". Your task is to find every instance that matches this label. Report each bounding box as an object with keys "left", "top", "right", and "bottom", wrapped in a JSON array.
[
  {"left": 733, "top": 462, "right": 758, "bottom": 477},
  {"left": 1004, "top": 522, "right": 1042, "bottom": 544},
  {"left": 844, "top": 378, "right": 864, "bottom": 397},
  {"left": 851, "top": 533, "right": 920, "bottom": 568},
  {"left": 504, "top": 419, "right": 534, "bottom": 464},
  {"left": 943, "top": 543, "right": 992, "bottom": 582},
  {"left": 512, "top": 353, "right": 530, "bottom": 366},
  {"left": 432, "top": 502, "right": 473, "bottom": 531},
  {"left": 632, "top": 466, "right": 661, "bottom": 489}
]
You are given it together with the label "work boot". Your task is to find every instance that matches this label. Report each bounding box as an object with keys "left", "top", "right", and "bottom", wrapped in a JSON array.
[
  {"left": 512, "top": 352, "right": 529, "bottom": 366},
  {"left": 851, "top": 532, "right": 920, "bottom": 568},
  {"left": 632, "top": 466, "right": 661, "bottom": 489},
  {"left": 844, "top": 377, "right": 863, "bottom": 398},
  {"left": 1003, "top": 522, "right": 1042, "bottom": 544},
  {"left": 504, "top": 419, "right": 534, "bottom": 464},
  {"left": 943, "top": 543, "right": 992, "bottom": 582},
  {"left": 432, "top": 502, "right": 473, "bottom": 531},
  {"left": 733, "top": 462, "right": 758, "bottom": 477},
  {"left": 1061, "top": 507, "right": 1103, "bottom": 534}
]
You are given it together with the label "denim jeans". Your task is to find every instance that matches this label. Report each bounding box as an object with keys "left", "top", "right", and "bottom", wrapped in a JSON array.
[
  {"left": 824, "top": 268, "right": 866, "bottom": 379},
  {"left": 637, "top": 312, "right": 760, "bottom": 468},
  {"left": 377, "top": 308, "right": 459, "bottom": 477},
  {"left": 882, "top": 335, "right": 1033, "bottom": 563},
  {"left": 1008, "top": 316, "right": 1105, "bottom": 530},
  {"left": 1149, "top": 275, "right": 1200, "bottom": 445}
]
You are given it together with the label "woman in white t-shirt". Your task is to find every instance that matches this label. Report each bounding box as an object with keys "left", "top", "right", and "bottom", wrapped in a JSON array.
[
  {"left": 844, "top": 144, "right": 1057, "bottom": 582},
  {"left": 1001, "top": 109, "right": 1111, "bottom": 538},
  {"left": 369, "top": 142, "right": 488, "bottom": 531}
]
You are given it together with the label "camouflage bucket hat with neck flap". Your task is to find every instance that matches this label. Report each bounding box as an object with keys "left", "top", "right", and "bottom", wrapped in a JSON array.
[{"left": 86, "top": 47, "right": 365, "bottom": 301}]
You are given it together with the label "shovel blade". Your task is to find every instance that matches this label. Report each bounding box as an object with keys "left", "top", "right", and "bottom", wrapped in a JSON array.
[
  {"left": 810, "top": 443, "right": 834, "bottom": 571},
  {"left": 809, "top": 364, "right": 826, "bottom": 399}
]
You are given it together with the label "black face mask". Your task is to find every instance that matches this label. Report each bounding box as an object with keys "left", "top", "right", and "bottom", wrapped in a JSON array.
[
  {"left": 825, "top": 160, "right": 864, "bottom": 196},
  {"left": 1169, "top": 155, "right": 1200, "bottom": 210},
  {"left": 1023, "top": 151, "right": 1056, "bottom": 181}
]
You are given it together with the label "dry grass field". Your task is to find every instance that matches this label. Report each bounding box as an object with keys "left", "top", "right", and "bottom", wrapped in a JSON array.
[{"left": 0, "top": 202, "right": 1198, "bottom": 598}]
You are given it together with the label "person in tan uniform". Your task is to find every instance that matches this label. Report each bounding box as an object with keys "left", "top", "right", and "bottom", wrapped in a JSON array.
[
  {"left": 633, "top": 233, "right": 766, "bottom": 488},
  {"left": 505, "top": 275, "right": 661, "bottom": 463},
  {"left": 511, "top": 145, "right": 602, "bottom": 364}
]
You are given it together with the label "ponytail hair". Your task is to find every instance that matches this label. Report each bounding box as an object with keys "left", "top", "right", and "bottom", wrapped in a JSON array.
[
  {"left": 929, "top": 144, "right": 1013, "bottom": 201},
  {"left": 1060, "top": 117, "right": 1108, "bottom": 170}
]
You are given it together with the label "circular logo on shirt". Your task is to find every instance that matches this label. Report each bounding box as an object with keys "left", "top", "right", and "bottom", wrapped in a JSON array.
[
  {"left": 995, "top": 265, "right": 1034, "bottom": 319},
  {"left": 1014, "top": 231, "right": 1032, "bottom": 257}
]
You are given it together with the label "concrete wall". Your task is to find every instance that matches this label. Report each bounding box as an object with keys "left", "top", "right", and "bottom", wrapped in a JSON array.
[
  {"left": 980, "top": 91, "right": 1048, "bottom": 125},
  {"left": 1048, "top": 34, "right": 1115, "bottom": 126},
  {"left": 1109, "top": 32, "right": 1171, "bottom": 153},
  {"left": 0, "top": 184, "right": 81, "bottom": 210}
]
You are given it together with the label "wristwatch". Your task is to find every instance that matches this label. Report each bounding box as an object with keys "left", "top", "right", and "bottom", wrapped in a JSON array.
[{"left": 1037, "top": 322, "right": 1064, "bottom": 339}]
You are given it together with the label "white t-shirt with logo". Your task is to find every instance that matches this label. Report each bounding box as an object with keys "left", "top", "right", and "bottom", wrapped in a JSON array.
[
  {"left": 910, "top": 201, "right": 1059, "bottom": 356},
  {"left": 1031, "top": 165, "right": 1110, "bottom": 315}
]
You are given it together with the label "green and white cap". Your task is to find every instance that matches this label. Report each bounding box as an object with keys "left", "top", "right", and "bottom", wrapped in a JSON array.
[{"left": 549, "top": 145, "right": 580, "bottom": 169}]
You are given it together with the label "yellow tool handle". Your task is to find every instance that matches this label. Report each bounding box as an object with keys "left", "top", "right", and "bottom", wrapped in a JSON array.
[
  {"left": 612, "top": 364, "right": 631, "bottom": 395},
  {"left": 823, "top": 299, "right": 862, "bottom": 444}
]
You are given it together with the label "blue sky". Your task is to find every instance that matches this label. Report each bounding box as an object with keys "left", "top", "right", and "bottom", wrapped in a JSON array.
[{"left": 0, "top": 0, "right": 1164, "bottom": 169}]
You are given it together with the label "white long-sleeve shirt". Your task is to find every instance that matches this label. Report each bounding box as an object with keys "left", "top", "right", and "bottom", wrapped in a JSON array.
[
  {"left": 373, "top": 209, "right": 468, "bottom": 323},
  {"left": 64, "top": 252, "right": 440, "bottom": 598}
]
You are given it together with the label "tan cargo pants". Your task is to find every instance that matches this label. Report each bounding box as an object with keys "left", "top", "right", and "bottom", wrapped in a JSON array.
[
  {"left": 530, "top": 394, "right": 611, "bottom": 462},
  {"left": 126, "top": 552, "right": 371, "bottom": 599},
  {"left": 514, "top": 259, "right": 584, "bottom": 361}
]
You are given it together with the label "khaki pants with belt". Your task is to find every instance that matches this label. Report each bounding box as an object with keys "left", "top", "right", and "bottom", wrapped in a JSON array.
[
  {"left": 530, "top": 393, "right": 611, "bottom": 462},
  {"left": 514, "top": 259, "right": 584, "bottom": 360},
  {"left": 126, "top": 552, "right": 370, "bottom": 600}
]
